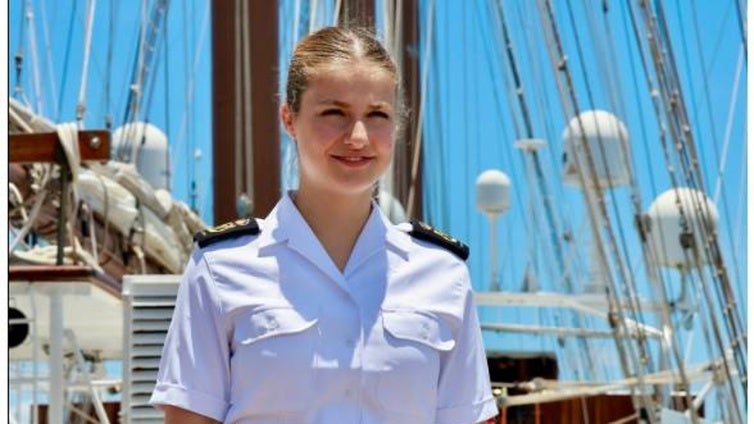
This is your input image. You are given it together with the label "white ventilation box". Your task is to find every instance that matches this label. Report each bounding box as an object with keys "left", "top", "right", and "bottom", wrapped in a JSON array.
[{"left": 121, "top": 274, "right": 181, "bottom": 424}]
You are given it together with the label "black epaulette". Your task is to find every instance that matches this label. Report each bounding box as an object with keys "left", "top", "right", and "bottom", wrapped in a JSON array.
[
  {"left": 408, "top": 219, "right": 470, "bottom": 261},
  {"left": 193, "top": 218, "right": 260, "bottom": 248}
]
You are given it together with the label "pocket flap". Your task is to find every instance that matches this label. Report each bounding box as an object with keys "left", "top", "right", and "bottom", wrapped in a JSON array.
[
  {"left": 238, "top": 307, "right": 318, "bottom": 345},
  {"left": 382, "top": 310, "right": 455, "bottom": 351}
]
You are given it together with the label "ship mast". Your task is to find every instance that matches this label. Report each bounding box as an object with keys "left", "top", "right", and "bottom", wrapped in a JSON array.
[{"left": 211, "top": 0, "right": 280, "bottom": 224}]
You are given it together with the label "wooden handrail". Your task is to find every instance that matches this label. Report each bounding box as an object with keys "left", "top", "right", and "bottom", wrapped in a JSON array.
[{"left": 9, "top": 130, "right": 110, "bottom": 164}]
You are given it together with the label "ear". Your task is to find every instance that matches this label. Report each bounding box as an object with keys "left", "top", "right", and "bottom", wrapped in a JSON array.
[{"left": 280, "top": 103, "right": 296, "bottom": 139}]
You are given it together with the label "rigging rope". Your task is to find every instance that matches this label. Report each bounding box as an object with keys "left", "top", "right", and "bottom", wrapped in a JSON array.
[
  {"left": 630, "top": 2, "right": 747, "bottom": 418},
  {"left": 658, "top": 0, "right": 747, "bottom": 369},
  {"left": 491, "top": 0, "right": 596, "bottom": 381},
  {"left": 712, "top": 44, "right": 744, "bottom": 270},
  {"left": 162, "top": 4, "right": 172, "bottom": 193},
  {"left": 57, "top": 1, "right": 78, "bottom": 121},
  {"left": 608, "top": 1, "right": 707, "bottom": 412},
  {"left": 513, "top": 0, "right": 571, "bottom": 237},
  {"left": 519, "top": 0, "right": 605, "bottom": 381},
  {"left": 631, "top": 3, "right": 728, "bottom": 410},
  {"left": 13, "top": 0, "right": 27, "bottom": 100},
  {"left": 732, "top": 0, "right": 747, "bottom": 61},
  {"left": 76, "top": 0, "right": 98, "bottom": 126},
  {"left": 535, "top": 1, "right": 660, "bottom": 419},
  {"left": 568, "top": 2, "right": 674, "bottom": 405},
  {"left": 26, "top": 0, "right": 44, "bottom": 115},
  {"left": 104, "top": 0, "right": 116, "bottom": 129},
  {"left": 241, "top": 0, "right": 254, "bottom": 208},
  {"left": 38, "top": 1, "right": 59, "bottom": 121}
]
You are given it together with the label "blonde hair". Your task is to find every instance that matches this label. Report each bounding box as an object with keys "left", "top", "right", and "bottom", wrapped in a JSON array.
[{"left": 285, "top": 26, "right": 406, "bottom": 123}]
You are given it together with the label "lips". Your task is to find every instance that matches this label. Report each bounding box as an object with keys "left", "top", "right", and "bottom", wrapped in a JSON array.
[{"left": 331, "top": 155, "right": 375, "bottom": 167}]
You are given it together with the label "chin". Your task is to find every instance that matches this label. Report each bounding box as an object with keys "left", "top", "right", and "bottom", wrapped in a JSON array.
[{"left": 322, "top": 177, "right": 380, "bottom": 198}]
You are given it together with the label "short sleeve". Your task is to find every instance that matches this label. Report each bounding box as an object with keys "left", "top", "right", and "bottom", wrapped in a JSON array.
[
  {"left": 435, "top": 273, "right": 498, "bottom": 424},
  {"left": 149, "top": 251, "right": 231, "bottom": 421}
]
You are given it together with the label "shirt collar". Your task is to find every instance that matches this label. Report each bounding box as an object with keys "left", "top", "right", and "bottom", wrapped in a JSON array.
[{"left": 256, "top": 192, "right": 412, "bottom": 268}]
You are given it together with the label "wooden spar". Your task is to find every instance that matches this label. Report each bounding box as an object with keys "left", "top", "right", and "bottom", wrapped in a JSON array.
[
  {"left": 211, "top": 1, "right": 280, "bottom": 225},
  {"left": 9, "top": 131, "right": 110, "bottom": 163},
  {"left": 248, "top": 1, "right": 281, "bottom": 218},
  {"left": 210, "top": 0, "right": 235, "bottom": 225}
]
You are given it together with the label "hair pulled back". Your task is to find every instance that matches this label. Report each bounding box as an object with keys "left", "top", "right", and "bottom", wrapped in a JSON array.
[{"left": 285, "top": 26, "right": 403, "bottom": 117}]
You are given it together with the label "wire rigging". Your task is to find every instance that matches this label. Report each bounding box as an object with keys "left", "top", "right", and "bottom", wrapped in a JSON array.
[
  {"left": 39, "top": 1, "right": 59, "bottom": 120},
  {"left": 25, "top": 0, "right": 45, "bottom": 115},
  {"left": 13, "top": 0, "right": 27, "bottom": 100},
  {"left": 105, "top": 0, "right": 116, "bottom": 129},
  {"left": 628, "top": 2, "right": 747, "bottom": 417},
  {"left": 76, "top": 0, "right": 98, "bottom": 126},
  {"left": 687, "top": 0, "right": 743, "bottom": 293},
  {"left": 535, "top": 1, "right": 662, "bottom": 419},
  {"left": 732, "top": 0, "right": 747, "bottom": 61},
  {"left": 492, "top": 0, "right": 598, "bottom": 381},
  {"left": 563, "top": 0, "right": 649, "bottom": 344},
  {"left": 656, "top": 0, "right": 747, "bottom": 383}
]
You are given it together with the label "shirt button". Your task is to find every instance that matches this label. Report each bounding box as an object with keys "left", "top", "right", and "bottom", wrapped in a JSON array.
[
  {"left": 345, "top": 388, "right": 354, "bottom": 397},
  {"left": 266, "top": 315, "right": 279, "bottom": 330}
]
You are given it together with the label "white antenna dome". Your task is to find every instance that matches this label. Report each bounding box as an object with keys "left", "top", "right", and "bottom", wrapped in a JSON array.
[
  {"left": 476, "top": 169, "right": 511, "bottom": 215},
  {"left": 646, "top": 187, "right": 719, "bottom": 269},
  {"left": 112, "top": 122, "right": 171, "bottom": 191},
  {"left": 562, "top": 110, "right": 631, "bottom": 189}
]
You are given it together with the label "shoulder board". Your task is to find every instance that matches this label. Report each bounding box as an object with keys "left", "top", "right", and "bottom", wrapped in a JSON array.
[
  {"left": 408, "top": 219, "right": 470, "bottom": 261},
  {"left": 194, "top": 218, "right": 260, "bottom": 248}
]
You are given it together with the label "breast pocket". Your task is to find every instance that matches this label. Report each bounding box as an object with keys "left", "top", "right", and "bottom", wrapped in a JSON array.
[
  {"left": 375, "top": 309, "right": 456, "bottom": 418},
  {"left": 230, "top": 306, "right": 319, "bottom": 416}
]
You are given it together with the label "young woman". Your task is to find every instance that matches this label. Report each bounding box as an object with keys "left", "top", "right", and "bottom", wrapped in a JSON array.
[{"left": 150, "top": 26, "right": 498, "bottom": 424}]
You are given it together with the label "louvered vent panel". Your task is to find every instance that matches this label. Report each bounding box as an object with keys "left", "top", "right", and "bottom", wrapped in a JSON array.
[{"left": 121, "top": 274, "right": 181, "bottom": 424}]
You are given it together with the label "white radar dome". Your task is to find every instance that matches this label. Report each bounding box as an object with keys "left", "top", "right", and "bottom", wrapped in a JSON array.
[
  {"left": 112, "top": 122, "right": 171, "bottom": 191},
  {"left": 646, "top": 187, "right": 719, "bottom": 269},
  {"left": 476, "top": 169, "right": 511, "bottom": 215},
  {"left": 562, "top": 110, "right": 631, "bottom": 189}
]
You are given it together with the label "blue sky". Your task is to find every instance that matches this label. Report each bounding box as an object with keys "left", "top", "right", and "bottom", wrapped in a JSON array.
[{"left": 9, "top": 0, "right": 214, "bottom": 218}]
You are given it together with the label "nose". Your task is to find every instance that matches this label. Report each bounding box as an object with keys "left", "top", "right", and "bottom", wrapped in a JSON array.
[{"left": 345, "top": 120, "right": 369, "bottom": 148}]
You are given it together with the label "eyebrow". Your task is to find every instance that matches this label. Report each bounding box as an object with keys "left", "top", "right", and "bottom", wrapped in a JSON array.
[{"left": 316, "top": 99, "right": 392, "bottom": 110}]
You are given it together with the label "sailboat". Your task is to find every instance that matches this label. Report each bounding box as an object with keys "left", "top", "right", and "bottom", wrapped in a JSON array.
[{"left": 7, "top": 0, "right": 746, "bottom": 423}]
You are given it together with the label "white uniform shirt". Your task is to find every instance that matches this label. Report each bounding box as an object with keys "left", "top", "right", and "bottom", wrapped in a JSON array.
[{"left": 150, "top": 193, "right": 498, "bottom": 423}]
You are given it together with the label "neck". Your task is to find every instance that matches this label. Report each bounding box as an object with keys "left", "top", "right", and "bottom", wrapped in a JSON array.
[{"left": 292, "top": 184, "right": 374, "bottom": 272}]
